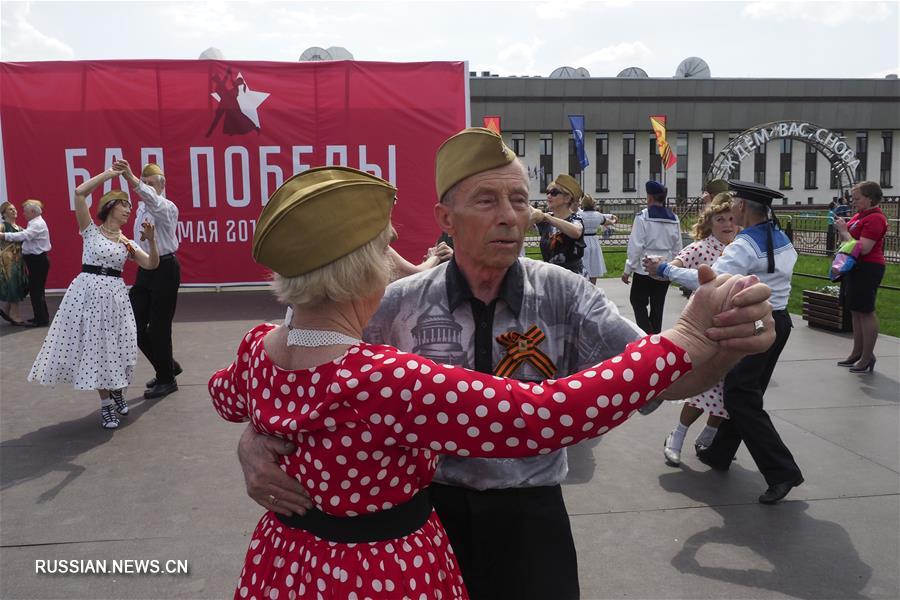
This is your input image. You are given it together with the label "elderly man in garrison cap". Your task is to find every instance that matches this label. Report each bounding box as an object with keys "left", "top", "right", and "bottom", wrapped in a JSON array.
[
  {"left": 237, "top": 129, "right": 778, "bottom": 599},
  {"left": 114, "top": 160, "right": 182, "bottom": 400},
  {"left": 0, "top": 199, "right": 52, "bottom": 325},
  {"left": 622, "top": 180, "right": 683, "bottom": 334},
  {"left": 647, "top": 180, "right": 804, "bottom": 505}
]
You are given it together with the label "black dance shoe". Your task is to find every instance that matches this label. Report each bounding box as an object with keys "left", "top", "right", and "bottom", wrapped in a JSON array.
[
  {"left": 696, "top": 448, "right": 731, "bottom": 471},
  {"left": 144, "top": 381, "right": 178, "bottom": 400},
  {"left": 146, "top": 360, "right": 183, "bottom": 388},
  {"left": 759, "top": 476, "right": 804, "bottom": 504}
]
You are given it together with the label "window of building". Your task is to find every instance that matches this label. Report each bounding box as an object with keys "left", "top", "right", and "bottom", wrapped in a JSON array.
[
  {"left": 511, "top": 133, "right": 525, "bottom": 157},
  {"left": 702, "top": 133, "right": 715, "bottom": 184},
  {"left": 649, "top": 135, "right": 662, "bottom": 183},
  {"left": 567, "top": 136, "right": 583, "bottom": 187},
  {"left": 676, "top": 133, "right": 688, "bottom": 200},
  {"left": 728, "top": 133, "right": 742, "bottom": 180},
  {"left": 779, "top": 138, "right": 792, "bottom": 190},
  {"left": 539, "top": 133, "right": 553, "bottom": 192},
  {"left": 595, "top": 133, "right": 609, "bottom": 192},
  {"left": 881, "top": 132, "right": 893, "bottom": 188},
  {"left": 754, "top": 137, "right": 766, "bottom": 185},
  {"left": 804, "top": 142, "right": 817, "bottom": 189},
  {"left": 622, "top": 132, "right": 636, "bottom": 192},
  {"left": 854, "top": 132, "right": 868, "bottom": 181}
]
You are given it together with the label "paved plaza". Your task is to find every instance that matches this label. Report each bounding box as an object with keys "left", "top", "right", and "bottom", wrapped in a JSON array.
[{"left": 1, "top": 279, "right": 898, "bottom": 599}]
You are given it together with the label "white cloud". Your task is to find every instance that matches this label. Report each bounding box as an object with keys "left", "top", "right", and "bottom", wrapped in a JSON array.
[
  {"left": 162, "top": 1, "right": 247, "bottom": 38},
  {"left": 869, "top": 66, "right": 899, "bottom": 78},
  {"left": 575, "top": 41, "right": 652, "bottom": 68},
  {"left": 484, "top": 39, "right": 546, "bottom": 75},
  {"left": 742, "top": 1, "right": 892, "bottom": 26},
  {"left": 536, "top": 0, "right": 631, "bottom": 20},
  {"left": 0, "top": 2, "right": 74, "bottom": 60}
]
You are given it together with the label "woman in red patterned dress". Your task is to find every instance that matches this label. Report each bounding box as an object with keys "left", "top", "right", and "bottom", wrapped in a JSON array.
[{"left": 210, "top": 167, "right": 770, "bottom": 600}]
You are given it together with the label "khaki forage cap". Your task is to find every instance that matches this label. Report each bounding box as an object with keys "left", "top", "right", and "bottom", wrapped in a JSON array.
[
  {"left": 142, "top": 164, "right": 164, "bottom": 177},
  {"left": 253, "top": 166, "right": 396, "bottom": 278},
  {"left": 706, "top": 179, "right": 729, "bottom": 195},
  {"left": 552, "top": 174, "right": 583, "bottom": 200},
  {"left": 98, "top": 190, "right": 129, "bottom": 211},
  {"left": 435, "top": 127, "right": 516, "bottom": 199}
]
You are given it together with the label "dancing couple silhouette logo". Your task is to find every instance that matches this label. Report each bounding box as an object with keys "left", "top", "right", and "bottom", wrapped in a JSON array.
[{"left": 206, "top": 68, "right": 270, "bottom": 137}]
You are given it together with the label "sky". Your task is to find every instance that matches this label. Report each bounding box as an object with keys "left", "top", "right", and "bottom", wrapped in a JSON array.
[{"left": 1, "top": 0, "right": 898, "bottom": 78}]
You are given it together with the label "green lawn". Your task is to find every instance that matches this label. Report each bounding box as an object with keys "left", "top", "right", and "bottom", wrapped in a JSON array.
[{"left": 525, "top": 245, "right": 900, "bottom": 337}]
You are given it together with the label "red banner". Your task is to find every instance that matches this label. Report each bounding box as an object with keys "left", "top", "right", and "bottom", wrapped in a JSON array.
[{"left": 0, "top": 60, "right": 468, "bottom": 289}]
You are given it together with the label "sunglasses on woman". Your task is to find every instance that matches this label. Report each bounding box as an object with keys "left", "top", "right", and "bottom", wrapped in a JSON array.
[{"left": 546, "top": 188, "right": 568, "bottom": 197}]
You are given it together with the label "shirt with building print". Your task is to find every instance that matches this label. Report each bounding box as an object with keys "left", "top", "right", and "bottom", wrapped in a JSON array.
[{"left": 362, "top": 257, "right": 644, "bottom": 491}]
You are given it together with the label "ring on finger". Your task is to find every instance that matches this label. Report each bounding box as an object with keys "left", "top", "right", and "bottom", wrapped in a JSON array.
[
  {"left": 267, "top": 494, "right": 278, "bottom": 506},
  {"left": 753, "top": 319, "right": 765, "bottom": 335}
]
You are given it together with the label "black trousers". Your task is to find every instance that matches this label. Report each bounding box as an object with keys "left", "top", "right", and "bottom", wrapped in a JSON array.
[
  {"left": 430, "top": 482, "right": 579, "bottom": 600},
  {"left": 704, "top": 310, "right": 802, "bottom": 486},
  {"left": 129, "top": 256, "right": 180, "bottom": 383},
  {"left": 629, "top": 273, "right": 669, "bottom": 334},
  {"left": 23, "top": 252, "right": 50, "bottom": 324}
]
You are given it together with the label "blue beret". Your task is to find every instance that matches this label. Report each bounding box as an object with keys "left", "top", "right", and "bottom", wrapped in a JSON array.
[{"left": 646, "top": 180, "right": 667, "bottom": 195}]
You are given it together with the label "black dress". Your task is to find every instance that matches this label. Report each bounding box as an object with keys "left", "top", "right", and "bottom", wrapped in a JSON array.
[{"left": 536, "top": 213, "right": 585, "bottom": 274}]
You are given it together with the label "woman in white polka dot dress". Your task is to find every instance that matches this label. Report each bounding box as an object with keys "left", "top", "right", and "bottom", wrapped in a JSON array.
[
  {"left": 210, "top": 167, "right": 772, "bottom": 600},
  {"left": 29, "top": 166, "right": 159, "bottom": 429},
  {"left": 645, "top": 194, "right": 738, "bottom": 466}
]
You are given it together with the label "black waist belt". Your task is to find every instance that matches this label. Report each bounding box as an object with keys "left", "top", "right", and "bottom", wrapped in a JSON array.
[
  {"left": 773, "top": 309, "right": 789, "bottom": 315},
  {"left": 276, "top": 490, "right": 432, "bottom": 543},
  {"left": 584, "top": 233, "right": 597, "bottom": 236},
  {"left": 82, "top": 264, "right": 121, "bottom": 278},
  {"left": 159, "top": 253, "right": 177, "bottom": 260}
]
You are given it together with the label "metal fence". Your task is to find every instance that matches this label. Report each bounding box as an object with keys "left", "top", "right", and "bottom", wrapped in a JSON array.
[{"left": 527, "top": 196, "right": 900, "bottom": 264}]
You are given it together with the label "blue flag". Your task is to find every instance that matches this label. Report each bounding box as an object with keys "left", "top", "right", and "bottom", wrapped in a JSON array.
[{"left": 568, "top": 115, "right": 589, "bottom": 171}]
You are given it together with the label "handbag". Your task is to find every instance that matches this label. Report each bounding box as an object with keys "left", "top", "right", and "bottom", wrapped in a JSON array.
[{"left": 829, "top": 240, "right": 860, "bottom": 282}]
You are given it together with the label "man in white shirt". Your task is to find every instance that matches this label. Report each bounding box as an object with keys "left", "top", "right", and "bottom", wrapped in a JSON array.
[
  {"left": 0, "top": 199, "right": 52, "bottom": 325},
  {"left": 115, "top": 160, "right": 182, "bottom": 400},
  {"left": 622, "top": 181, "right": 682, "bottom": 333}
]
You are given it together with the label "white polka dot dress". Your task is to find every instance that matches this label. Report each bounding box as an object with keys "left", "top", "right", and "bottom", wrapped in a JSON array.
[
  {"left": 210, "top": 324, "right": 692, "bottom": 599},
  {"left": 28, "top": 224, "right": 137, "bottom": 391},
  {"left": 673, "top": 236, "right": 728, "bottom": 418}
]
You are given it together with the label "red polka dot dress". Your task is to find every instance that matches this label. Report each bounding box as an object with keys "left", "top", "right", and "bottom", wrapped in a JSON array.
[
  {"left": 210, "top": 324, "right": 692, "bottom": 600},
  {"left": 674, "top": 236, "right": 729, "bottom": 419}
]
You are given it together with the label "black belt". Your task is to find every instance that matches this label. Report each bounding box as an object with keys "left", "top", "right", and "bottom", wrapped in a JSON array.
[
  {"left": 82, "top": 264, "right": 121, "bottom": 277},
  {"left": 773, "top": 309, "right": 789, "bottom": 315},
  {"left": 276, "top": 490, "right": 432, "bottom": 543},
  {"left": 584, "top": 233, "right": 597, "bottom": 236},
  {"left": 159, "top": 253, "right": 177, "bottom": 260}
]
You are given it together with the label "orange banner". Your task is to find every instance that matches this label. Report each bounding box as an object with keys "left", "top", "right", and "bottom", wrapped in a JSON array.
[
  {"left": 483, "top": 115, "right": 501, "bottom": 134},
  {"left": 650, "top": 115, "right": 677, "bottom": 170}
]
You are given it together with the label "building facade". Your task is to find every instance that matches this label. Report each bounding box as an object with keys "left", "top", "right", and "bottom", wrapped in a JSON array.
[{"left": 469, "top": 77, "right": 900, "bottom": 205}]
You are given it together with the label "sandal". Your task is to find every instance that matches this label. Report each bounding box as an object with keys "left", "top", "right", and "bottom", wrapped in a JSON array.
[
  {"left": 100, "top": 404, "right": 120, "bottom": 429},
  {"left": 110, "top": 389, "right": 129, "bottom": 416}
]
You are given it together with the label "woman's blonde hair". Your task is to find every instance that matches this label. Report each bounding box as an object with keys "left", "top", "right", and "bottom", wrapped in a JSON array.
[
  {"left": 271, "top": 223, "right": 393, "bottom": 308},
  {"left": 691, "top": 192, "right": 733, "bottom": 240},
  {"left": 581, "top": 194, "right": 596, "bottom": 211}
]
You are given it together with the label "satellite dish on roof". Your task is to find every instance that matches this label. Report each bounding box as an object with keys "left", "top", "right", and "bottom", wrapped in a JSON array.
[
  {"left": 675, "top": 57, "right": 711, "bottom": 78},
  {"left": 549, "top": 66, "right": 588, "bottom": 78},
  {"left": 299, "top": 47, "right": 333, "bottom": 61},
  {"left": 617, "top": 66, "right": 648, "bottom": 78},
  {"left": 326, "top": 47, "right": 354, "bottom": 60},
  {"left": 199, "top": 47, "right": 225, "bottom": 60}
]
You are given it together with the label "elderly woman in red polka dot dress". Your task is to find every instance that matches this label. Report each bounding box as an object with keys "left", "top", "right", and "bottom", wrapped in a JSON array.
[
  {"left": 210, "top": 167, "right": 772, "bottom": 600},
  {"left": 644, "top": 193, "right": 739, "bottom": 466}
]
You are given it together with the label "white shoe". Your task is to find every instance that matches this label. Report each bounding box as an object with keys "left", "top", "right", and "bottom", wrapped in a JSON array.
[
  {"left": 100, "top": 405, "right": 120, "bottom": 429},
  {"left": 664, "top": 432, "right": 681, "bottom": 466}
]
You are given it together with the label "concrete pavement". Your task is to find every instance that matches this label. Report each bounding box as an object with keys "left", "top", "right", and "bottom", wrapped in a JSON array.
[{"left": 1, "top": 279, "right": 897, "bottom": 599}]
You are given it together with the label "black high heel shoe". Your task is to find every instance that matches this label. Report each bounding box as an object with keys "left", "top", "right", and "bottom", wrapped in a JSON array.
[
  {"left": 837, "top": 355, "right": 861, "bottom": 367},
  {"left": 849, "top": 358, "right": 876, "bottom": 374}
]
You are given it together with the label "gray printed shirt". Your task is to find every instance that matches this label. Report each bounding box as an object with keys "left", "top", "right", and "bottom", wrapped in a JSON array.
[{"left": 363, "top": 257, "right": 643, "bottom": 490}]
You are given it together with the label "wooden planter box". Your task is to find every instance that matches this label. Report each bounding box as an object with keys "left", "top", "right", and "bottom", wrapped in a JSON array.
[{"left": 802, "top": 290, "right": 852, "bottom": 332}]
